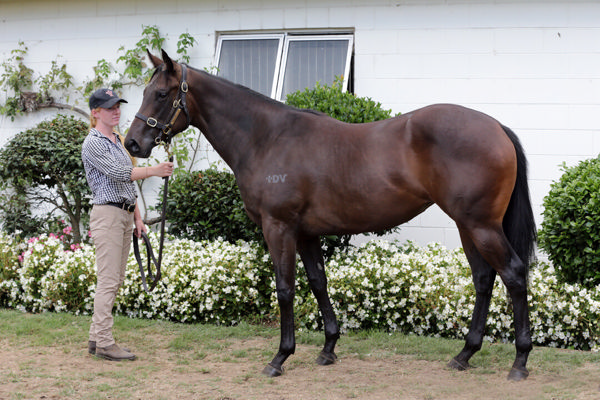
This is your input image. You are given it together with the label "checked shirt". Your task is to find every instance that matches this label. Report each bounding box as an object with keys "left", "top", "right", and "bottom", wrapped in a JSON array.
[{"left": 81, "top": 128, "right": 137, "bottom": 206}]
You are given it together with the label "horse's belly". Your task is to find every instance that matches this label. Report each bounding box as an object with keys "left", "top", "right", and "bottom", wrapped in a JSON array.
[{"left": 300, "top": 195, "right": 432, "bottom": 236}]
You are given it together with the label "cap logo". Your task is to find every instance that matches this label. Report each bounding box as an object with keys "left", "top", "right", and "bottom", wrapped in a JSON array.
[{"left": 105, "top": 90, "right": 114, "bottom": 97}]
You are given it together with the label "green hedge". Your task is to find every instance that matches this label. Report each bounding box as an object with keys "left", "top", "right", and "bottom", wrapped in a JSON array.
[
  {"left": 160, "top": 168, "right": 264, "bottom": 245},
  {"left": 539, "top": 158, "right": 600, "bottom": 288},
  {"left": 285, "top": 79, "right": 397, "bottom": 123}
]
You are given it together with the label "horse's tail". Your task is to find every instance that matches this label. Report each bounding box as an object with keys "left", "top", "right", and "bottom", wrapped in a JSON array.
[{"left": 501, "top": 125, "right": 537, "bottom": 268}]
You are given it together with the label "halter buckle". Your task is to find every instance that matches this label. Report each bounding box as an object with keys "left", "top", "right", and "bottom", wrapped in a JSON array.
[
  {"left": 146, "top": 117, "right": 158, "bottom": 128},
  {"left": 173, "top": 99, "right": 182, "bottom": 109},
  {"left": 181, "top": 81, "right": 188, "bottom": 93}
]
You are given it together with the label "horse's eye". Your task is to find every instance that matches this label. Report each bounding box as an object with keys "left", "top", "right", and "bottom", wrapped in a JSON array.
[{"left": 157, "top": 91, "right": 168, "bottom": 100}]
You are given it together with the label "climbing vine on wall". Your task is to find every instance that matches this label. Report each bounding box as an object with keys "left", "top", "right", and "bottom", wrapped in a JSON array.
[{"left": 0, "top": 25, "right": 196, "bottom": 120}]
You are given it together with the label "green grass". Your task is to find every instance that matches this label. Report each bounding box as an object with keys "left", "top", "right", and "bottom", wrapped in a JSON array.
[
  {"left": 1, "top": 308, "right": 599, "bottom": 400},
  {"left": 1, "top": 308, "right": 598, "bottom": 371}
]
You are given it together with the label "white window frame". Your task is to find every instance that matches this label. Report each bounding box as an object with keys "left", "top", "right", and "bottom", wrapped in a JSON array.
[
  {"left": 275, "top": 34, "right": 354, "bottom": 100},
  {"left": 215, "top": 32, "right": 354, "bottom": 101}
]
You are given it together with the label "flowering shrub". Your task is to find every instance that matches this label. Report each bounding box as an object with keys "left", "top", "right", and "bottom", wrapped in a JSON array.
[
  {"left": 7, "top": 233, "right": 96, "bottom": 313},
  {"left": 528, "top": 263, "right": 600, "bottom": 349},
  {"left": 0, "top": 230, "right": 599, "bottom": 351},
  {"left": 0, "top": 232, "right": 25, "bottom": 307},
  {"left": 115, "top": 235, "right": 273, "bottom": 324},
  {"left": 45, "top": 218, "right": 87, "bottom": 249}
]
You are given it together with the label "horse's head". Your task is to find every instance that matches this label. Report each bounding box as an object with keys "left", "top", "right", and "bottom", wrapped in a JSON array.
[{"left": 125, "top": 50, "right": 190, "bottom": 158}]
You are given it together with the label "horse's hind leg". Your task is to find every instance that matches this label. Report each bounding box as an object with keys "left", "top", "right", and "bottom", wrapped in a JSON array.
[
  {"left": 448, "top": 229, "right": 497, "bottom": 371},
  {"left": 497, "top": 249, "right": 532, "bottom": 381},
  {"left": 298, "top": 236, "right": 340, "bottom": 366},
  {"left": 456, "top": 226, "right": 532, "bottom": 381}
]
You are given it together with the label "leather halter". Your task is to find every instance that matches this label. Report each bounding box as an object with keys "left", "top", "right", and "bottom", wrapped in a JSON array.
[{"left": 135, "top": 64, "right": 190, "bottom": 145}]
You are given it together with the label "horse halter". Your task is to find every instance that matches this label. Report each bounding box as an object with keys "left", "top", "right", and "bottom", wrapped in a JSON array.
[{"left": 135, "top": 64, "right": 191, "bottom": 146}]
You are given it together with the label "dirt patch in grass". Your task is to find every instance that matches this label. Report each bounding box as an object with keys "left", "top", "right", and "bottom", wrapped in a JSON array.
[{"left": 1, "top": 334, "right": 599, "bottom": 400}]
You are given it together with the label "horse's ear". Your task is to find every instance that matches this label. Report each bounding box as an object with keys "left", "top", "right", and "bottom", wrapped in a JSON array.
[
  {"left": 147, "top": 49, "right": 163, "bottom": 68},
  {"left": 161, "top": 49, "right": 174, "bottom": 74}
]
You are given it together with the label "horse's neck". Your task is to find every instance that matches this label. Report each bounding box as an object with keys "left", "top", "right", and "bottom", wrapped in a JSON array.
[{"left": 190, "top": 72, "right": 273, "bottom": 173}]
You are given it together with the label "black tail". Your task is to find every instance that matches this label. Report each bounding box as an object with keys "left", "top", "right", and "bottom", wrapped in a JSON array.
[{"left": 501, "top": 125, "right": 537, "bottom": 268}]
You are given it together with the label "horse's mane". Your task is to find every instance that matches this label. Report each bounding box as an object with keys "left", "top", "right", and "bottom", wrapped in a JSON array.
[{"left": 185, "top": 64, "right": 326, "bottom": 117}]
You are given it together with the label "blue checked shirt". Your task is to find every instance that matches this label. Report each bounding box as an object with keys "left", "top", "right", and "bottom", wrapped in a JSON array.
[{"left": 82, "top": 128, "right": 137, "bottom": 205}]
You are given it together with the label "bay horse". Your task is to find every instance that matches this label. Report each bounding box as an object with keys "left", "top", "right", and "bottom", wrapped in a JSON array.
[{"left": 125, "top": 50, "right": 537, "bottom": 381}]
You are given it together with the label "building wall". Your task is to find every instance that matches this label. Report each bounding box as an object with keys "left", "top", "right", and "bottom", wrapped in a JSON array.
[{"left": 1, "top": 0, "right": 599, "bottom": 249}]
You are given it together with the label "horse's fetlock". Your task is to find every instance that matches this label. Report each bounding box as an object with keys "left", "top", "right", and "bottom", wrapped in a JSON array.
[
  {"left": 515, "top": 335, "right": 532, "bottom": 354},
  {"left": 465, "top": 334, "right": 483, "bottom": 352}
]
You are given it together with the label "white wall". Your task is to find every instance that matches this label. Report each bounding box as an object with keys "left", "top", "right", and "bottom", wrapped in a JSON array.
[{"left": 1, "top": 0, "right": 599, "bottom": 249}]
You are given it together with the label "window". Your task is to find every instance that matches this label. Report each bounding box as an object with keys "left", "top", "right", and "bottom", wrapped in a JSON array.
[
  {"left": 216, "top": 33, "right": 354, "bottom": 100},
  {"left": 216, "top": 34, "right": 284, "bottom": 98}
]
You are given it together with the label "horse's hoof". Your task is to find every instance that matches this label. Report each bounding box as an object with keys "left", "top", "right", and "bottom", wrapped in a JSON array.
[
  {"left": 316, "top": 351, "right": 337, "bottom": 366},
  {"left": 447, "top": 357, "right": 471, "bottom": 371},
  {"left": 262, "top": 363, "right": 283, "bottom": 377},
  {"left": 507, "top": 367, "right": 529, "bottom": 381}
]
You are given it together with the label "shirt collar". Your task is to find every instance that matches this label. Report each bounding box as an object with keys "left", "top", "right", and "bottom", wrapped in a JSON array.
[{"left": 91, "top": 128, "right": 120, "bottom": 142}]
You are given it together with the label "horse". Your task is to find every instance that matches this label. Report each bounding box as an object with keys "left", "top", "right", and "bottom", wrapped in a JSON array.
[{"left": 125, "top": 50, "right": 537, "bottom": 381}]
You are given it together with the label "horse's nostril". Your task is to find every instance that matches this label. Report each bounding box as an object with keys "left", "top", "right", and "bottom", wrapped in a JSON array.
[{"left": 125, "top": 139, "right": 139, "bottom": 154}]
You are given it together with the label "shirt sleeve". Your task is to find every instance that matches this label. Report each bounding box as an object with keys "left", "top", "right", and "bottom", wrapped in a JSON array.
[{"left": 82, "top": 136, "right": 133, "bottom": 183}]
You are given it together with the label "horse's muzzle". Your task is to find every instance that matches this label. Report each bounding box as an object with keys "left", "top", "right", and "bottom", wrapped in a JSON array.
[{"left": 125, "top": 138, "right": 153, "bottom": 158}]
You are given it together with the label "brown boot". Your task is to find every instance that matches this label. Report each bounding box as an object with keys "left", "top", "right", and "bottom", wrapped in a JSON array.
[
  {"left": 88, "top": 341, "right": 130, "bottom": 355},
  {"left": 95, "top": 343, "right": 136, "bottom": 361}
]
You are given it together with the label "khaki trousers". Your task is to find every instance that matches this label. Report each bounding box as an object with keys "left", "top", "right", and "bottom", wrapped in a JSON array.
[{"left": 89, "top": 204, "right": 133, "bottom": 348}]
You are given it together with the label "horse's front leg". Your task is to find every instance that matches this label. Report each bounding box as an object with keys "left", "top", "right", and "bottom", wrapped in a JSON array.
[
  {"left": 298, "top": 236, "right": 339, "bottom": 366},
  {"left": 261, "top": 220, "right": 298, "bottom": 377}
]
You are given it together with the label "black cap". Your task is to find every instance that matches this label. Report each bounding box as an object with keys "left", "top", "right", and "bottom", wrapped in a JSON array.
[{"left": 89, "top": 88, "right": 128, "bottom": 110}]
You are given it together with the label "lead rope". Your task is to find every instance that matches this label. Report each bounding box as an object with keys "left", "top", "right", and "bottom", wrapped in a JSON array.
[{"left": 133, "top": 143, "right": 173, "bottom": 293}]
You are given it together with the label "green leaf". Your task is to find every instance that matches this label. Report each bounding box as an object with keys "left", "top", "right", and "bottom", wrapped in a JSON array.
[{"left": 539, "top": 156, "right": 600, "bottom": 288}]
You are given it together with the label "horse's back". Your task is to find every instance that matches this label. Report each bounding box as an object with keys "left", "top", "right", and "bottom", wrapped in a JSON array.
[{"left": 241, "top": 103, "right": 517, "bottom": 236}]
